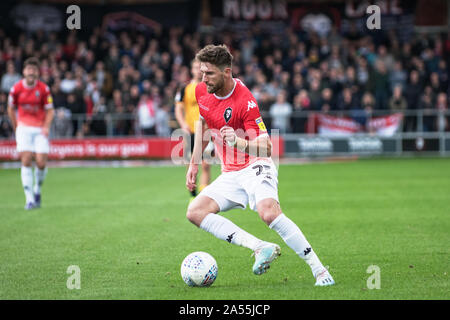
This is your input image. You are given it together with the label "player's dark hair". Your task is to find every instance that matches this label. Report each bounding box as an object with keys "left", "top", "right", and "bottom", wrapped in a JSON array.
[
  {"left": 23, "top": 57, "right": 40, "bottom": 69},
  {"left": 195, "top": 44, "right": 233, "bottom": 70}
]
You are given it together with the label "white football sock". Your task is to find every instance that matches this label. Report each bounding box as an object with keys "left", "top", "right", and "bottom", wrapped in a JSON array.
[
  {"left": 33, "top": 167, "right": 47, "bottom": 194},
  {"left": 21, "top": 166, "right": 34, "bottom": 204},
  {"left": 200, "top": 213, "right": 264, "bottom": 251},
  {"left": 269, "top": 213, "right": 325, "bottom": 277}
]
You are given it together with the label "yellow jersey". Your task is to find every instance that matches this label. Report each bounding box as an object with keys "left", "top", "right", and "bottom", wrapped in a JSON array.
[{"left": 175, "top": 81, "right": 200, "bottom": 133}]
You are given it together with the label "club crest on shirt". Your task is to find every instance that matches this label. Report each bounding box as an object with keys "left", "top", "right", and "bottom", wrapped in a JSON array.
[
  {"left": 35, "top": 91, "right": 40, "bottom": 97},
  {"left": 224, "top": 107, "right": 232, "bottom": 123}
]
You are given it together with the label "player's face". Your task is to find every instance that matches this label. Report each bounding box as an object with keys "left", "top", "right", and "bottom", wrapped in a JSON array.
[
  {"left": 200, "top": 62, "right": 225, "bottom": 94},
  {"left": 23, "top": 65, "right": 39, "bottom": 85}
]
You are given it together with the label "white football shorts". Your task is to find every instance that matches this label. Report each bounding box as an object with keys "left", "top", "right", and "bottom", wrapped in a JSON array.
[
  {"left": 15, "top": 125, "right": 50, "bottom": 154},
  {"left": 199, "top": 159, "right": 279, "bottom": 212}
]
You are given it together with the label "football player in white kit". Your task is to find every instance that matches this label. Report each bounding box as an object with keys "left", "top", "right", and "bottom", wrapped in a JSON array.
[
  {"left": 7, "top": 57, "right": 54, "bottom": 210},
  {"left": 186, "top": 45, "right": 335, "bottom": 286}
]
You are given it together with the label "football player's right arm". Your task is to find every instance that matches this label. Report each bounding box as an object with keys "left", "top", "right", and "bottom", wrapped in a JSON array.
[
  {"left": 7, "top": 105, "right": 17, "bottom": 131},
  {"left": 186, "top": 117, "right": 209, "bottom": 191},
  {"left": 7, "top": 90, "right": 17, "bottom": 131}
]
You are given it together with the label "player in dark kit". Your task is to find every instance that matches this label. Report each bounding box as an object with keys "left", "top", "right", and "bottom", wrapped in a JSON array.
[
  {"left": 185, "top": 45, "right": 334, "bottom": 286},
  {"left": 175, "top": 59, "right": 212, "bottom": 200}
]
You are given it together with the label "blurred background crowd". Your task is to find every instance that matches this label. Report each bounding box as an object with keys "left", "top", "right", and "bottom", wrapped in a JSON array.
[{"left": 0, "top": 0, "right": 449, "bottom": 138}]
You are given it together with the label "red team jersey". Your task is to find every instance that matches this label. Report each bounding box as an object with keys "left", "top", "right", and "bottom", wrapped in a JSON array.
[
  {"left": 8, "top": 79, "right": 53, "bottom": 127},
  {"left": 195, "top": 78, "right": 270, "bottom": 172}
]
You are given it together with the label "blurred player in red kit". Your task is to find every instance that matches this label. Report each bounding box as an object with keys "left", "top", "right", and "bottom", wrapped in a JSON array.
[
  {"left": 185, "top": 45, "right": 334, "bottom": 286},
  {"left": 7, "top": 57, "right": 54, "bottom": 210}
]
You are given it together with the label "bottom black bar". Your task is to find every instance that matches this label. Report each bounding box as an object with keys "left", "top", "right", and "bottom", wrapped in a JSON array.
[{"left": 0, "top": 300, "right": 447, "bottom": 318}]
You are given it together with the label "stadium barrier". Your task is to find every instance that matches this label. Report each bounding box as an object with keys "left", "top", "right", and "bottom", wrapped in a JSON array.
[
  {"left": 0, "top": 137, "right": 181, "bottom": 160},
  {"left": 0, "top": 109, "right": 449, "bottom": 160},
  {"left": 0, "top": 135, "right": 285, "bottom": 161},
  {"left": 2, "top": 132, "right": 449, "bottom": 160},
  {"left": 282, "top": 132, "right": 450, "bottom": 157}
]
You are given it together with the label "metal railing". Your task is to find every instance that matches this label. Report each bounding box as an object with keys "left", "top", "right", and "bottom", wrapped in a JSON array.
[
  {"left": 260, "top": 109, "right": 450, "bottom": 134},
  {"left": 0, "top": 109, "right": 449, "bottom": 139}
]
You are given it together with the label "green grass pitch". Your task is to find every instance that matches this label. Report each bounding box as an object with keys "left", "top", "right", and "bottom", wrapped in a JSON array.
[{"left": 0, "top": 158, "right": 449, "bottom": 299}]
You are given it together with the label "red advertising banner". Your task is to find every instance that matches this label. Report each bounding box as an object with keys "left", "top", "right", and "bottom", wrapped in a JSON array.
[
  {"left": 368, "top": 113, "right": 403, "bottom": 137},
  {"left": 0, "top": 137, "right": 181, "bottom": 160},
  {"left": 307, "top": 113, "right": 403, "bottom": 137},
  {"left": 0, "top": 136, "right": 284, "bottom": 161},
  {"left": 317, "top": 113, "right": 362, "bottom": 136}
]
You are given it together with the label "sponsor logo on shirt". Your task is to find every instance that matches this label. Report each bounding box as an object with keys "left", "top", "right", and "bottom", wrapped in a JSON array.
[
  {"left": 247, "top": 100, "right": 257, "bottom": 111},
  {"left": 199, "top": 104, "right": 209, "bottom": 111},
  {"left": 255, "top": 117, "right": 267, "bottom": 132}
]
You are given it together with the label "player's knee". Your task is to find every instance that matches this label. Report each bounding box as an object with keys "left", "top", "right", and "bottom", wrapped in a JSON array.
[
  {"left": 36, "top": 160, "right": 46, "bottom": 170},
  {"left": 257, "top": 198, "right": 281, "bottom": 225},
  {"left": 259, "top": 210, "right": 280, "bottom": 225},
  {"left": 186, "top": 202, "right": 205, "bottom": 227},
  {"left": 22, "top": 159, "right": 32, "bottom": 167},
  {"left": 186, "top": 206, "right": 197, "bottom": 224},
  {"left": 186, "top": 196, "right": 219, "bottom": 227},
  {"left": 21, "top": 154, "right": 33, "bottom": 167}
]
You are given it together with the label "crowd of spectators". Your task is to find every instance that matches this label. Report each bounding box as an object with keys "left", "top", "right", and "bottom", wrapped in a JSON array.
[{"left": 0, "top": 21, "right": 449, "bottom": 138}]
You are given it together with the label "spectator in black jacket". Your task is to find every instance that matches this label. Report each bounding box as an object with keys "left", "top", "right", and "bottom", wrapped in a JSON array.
[
  {"left": 336, "top": 87, "right": 356, "bottom": 112},
  {"left": 403, "top": 70, "right": 423, "bottom": 131}
]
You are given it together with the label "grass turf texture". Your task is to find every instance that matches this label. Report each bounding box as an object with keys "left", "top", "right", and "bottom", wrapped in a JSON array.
[{"left": 0, "top": 158, "right": 448, "bottom": 300}]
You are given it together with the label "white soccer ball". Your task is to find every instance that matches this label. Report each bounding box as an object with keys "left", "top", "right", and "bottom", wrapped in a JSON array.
[{"left": 180, "top": 251, "right": 218, "bottom": 287}]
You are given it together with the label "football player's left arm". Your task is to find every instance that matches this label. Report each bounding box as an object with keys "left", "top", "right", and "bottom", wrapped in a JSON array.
[
  {"left": 221, "top": 127, "right": 272, "bottom": 157},
  {"left": 42, "top": 89, "right": 55, "bottom": 137},
  {"left": 42, "top": 108, "right": 54, "bottom": 137},
  {"left": 220, "top": 98, "right": 272, "bottom": 157},
  {"left": 246, "top": 135, "right": 272, "bottom": 157}
]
